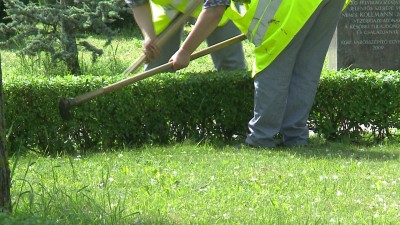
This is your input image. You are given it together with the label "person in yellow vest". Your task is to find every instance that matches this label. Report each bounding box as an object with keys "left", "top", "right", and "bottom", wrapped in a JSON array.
[
  {"left": 170, "top": 0, "right": 350, "bottom": 148},
  {"left": 125, "top": 0, "right": 246, "bottom": 71}
]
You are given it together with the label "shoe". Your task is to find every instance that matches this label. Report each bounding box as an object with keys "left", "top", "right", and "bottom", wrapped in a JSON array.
[{"left": 276, "top": 141, "right": 285, "bottom": 148}]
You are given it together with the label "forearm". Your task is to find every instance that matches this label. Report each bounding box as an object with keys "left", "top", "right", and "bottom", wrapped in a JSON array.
[
  {"left": 132, "top": 3, "right": 156, "bottom": 41},
  {"left": 180, "top": 6, "right": 226, "bottom": 54}
]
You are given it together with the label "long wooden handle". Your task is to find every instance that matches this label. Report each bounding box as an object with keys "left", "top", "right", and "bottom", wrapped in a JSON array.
[
  {"left": 122, "top": 0, "right": 202, "bottom": 75},
  {"left": 70, "top": 34, "right": 247, "bottom": 106}
]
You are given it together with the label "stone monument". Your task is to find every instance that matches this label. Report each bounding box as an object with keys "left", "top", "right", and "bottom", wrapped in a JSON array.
[{"left": 328, "top": 0, "right": 400, "bottom": 71}]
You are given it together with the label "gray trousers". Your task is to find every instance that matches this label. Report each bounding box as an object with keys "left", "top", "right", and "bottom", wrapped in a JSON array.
[
  {"left": 245, "top": 0, "right": 346, "bottom": 147},
  {"left": 145, "top": 20, "right": 246, "bottom": 71}
]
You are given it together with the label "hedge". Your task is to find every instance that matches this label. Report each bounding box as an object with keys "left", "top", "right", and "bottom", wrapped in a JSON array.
[
  {"left": 310, "top": 69, "right": 400, "bottom": 140},
  {"left": 4, "top": 69, "right": 400, "bottom": 154}
]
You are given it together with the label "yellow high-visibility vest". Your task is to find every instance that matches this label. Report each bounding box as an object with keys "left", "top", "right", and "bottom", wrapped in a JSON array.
[
  {"left": 151, "top": 0, "right": 230, "bottom": 35},
  {"left": 226, "top": 0, "right": 352, "bottom": 76}
]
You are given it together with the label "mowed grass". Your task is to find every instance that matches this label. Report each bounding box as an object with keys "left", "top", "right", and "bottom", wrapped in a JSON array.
[{"left": 2, "top": 138, "right": 400, "bottom": 224}]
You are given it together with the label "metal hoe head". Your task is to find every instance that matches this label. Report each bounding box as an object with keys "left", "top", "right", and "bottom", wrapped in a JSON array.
[{"left": 59, "top": 97, "right": 74, "bottom": 121}]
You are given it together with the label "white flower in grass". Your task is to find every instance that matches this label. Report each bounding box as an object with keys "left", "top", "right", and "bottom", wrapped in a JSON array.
[
  {"left": 211, "top": 175, "right": 215, "bottom": 181},
  {"left": 369, "top": 202, "right": 379, "bottom": 208},
  {"left": 329, "top": 218, "right": 336, "bottom": 223},
  {"left": 383, "top": 203, "right": 388, "bottom": 211},
  {"left": 118, "top": 153, "right": 123, "bottom": 158},
  {"left": 108, "top": 177, "right": 114, "bottom": 182},
  {"left": 319, "top": 175, "right": 328, "bottom": 181},
  {"left": 313, "top": 197, "right": 321, "bottom": 204},
  {"left": 374, "top": 213, "right": 379, "bottom": 218},
  {"left": 223, "top": 213, "right": 230, "bottom": 220},
  {"left": 250, "top": 177, "right": 258, "bottom": 182},
  {"left": 336, "top": 190, "right": 343, "bottom": 196}
]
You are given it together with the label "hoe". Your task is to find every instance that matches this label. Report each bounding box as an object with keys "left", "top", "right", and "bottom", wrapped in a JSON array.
[{"left": 59, "top": 29, "right": 247, "bottom": 120}]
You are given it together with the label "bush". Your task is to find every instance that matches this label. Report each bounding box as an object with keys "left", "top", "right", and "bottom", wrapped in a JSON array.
[
  {"left": 311, "top": 69, "right": 400, "bottom": 141},
  {"left": 5, "top": 70, "right": 253, "bottom": 154},
  {"left": 4, "top": 69, "right": 400, "bottom": 154}
]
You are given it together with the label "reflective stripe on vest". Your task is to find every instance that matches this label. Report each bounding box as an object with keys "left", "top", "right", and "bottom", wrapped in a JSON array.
[
  {"left": 227, "top": 0, "right": 351, "bottom": 77},
  {"left": 248, "top": 0, "right": 283, "bottom": 46},
  {"left": 226, "top": 0, "right": 322, "bottom": 76}
]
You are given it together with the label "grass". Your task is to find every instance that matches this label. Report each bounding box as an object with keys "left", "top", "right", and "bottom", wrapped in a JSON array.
[{"left": 2, "top": 138, "right": 400, "bottom": 224}]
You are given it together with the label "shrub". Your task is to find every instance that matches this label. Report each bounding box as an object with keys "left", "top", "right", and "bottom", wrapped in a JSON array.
[
  {"left": 5, "top": 70, "right": 253, "bottom": 154},
  {"left": 4, "top": 69, "right": 400, "bottom": 154},
  {"left": 311, "top": 69, "right": 400, "bottom": 141}
]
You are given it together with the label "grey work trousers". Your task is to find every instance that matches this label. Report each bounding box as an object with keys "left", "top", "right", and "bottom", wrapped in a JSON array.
[
  {"left": 145, "top": 19, "right": 246, "bottom": 71},
  {"left": 245, "top": 0, "right": 346, "bottom": 148}
]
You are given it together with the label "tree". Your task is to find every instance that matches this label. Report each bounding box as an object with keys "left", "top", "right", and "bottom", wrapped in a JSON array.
[
  {"left": 0, "top": 54, "right": 11, "bottom": 213},
  {"left": 0, "top": 0, "right": 126, "bottom": 75}
]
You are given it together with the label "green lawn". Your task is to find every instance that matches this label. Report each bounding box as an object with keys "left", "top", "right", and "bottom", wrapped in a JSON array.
[{"left": 2, "top": 138, "right": 400, "bottom": 224}]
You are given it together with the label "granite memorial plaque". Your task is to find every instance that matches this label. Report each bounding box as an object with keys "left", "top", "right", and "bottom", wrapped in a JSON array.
[{"left": 328, "top": 0, "right": 400, "bottom": 71}]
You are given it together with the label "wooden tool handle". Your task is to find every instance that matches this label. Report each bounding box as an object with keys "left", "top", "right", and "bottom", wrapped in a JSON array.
[
  {"left": 122, "top": 0, "right": 202, "bottom": 75},
  {"left": 70, "top": 34, "right": 247, "bottom": 106}
]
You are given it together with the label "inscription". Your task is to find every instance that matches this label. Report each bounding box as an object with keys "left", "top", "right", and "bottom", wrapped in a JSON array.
[
  {"left": 341, "top": 0, "right": 400, "bottom": 51},
  {"left": 329, "top": 0, "right": 400, "bottom": 70}
]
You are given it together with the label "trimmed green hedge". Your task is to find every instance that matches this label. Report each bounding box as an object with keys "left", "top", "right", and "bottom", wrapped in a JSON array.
[
  {"left": 310, "top": 69, "right": 400, "bottom": 140},
  {"left": 5, "top": 70, "right": 253, "bottom": 154},
  {"left": 4, "top": 69, "right": 400, "bottom": 154}
]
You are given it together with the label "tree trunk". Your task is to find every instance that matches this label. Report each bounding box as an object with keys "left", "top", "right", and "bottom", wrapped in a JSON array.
[
  {"left": 61, "top": 0, "right": 81, "bottom": 75},
  {"left": 0, "top": 54, "right": 11, "bottom": 212}
]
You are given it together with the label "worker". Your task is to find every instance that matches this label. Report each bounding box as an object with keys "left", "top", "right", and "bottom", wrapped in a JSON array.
[
  {"left": 169, "top": 0, "right": 351, "bottom": 148},
  {"left": 125, "top": 0, "right": 246, "bottom": 71}
]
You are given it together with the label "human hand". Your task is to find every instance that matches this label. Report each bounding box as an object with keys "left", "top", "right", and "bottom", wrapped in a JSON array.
[
  {"left": 143, "top": 38, "right": 160, "bottom": 63},
  {"left": 169, "top": 48, "right": 191, "bottom": 71}
]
